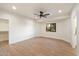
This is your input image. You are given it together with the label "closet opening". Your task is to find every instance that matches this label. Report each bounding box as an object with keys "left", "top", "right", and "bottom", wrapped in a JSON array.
[{"left": 0, "top": 18, "right": 9, "bottom": 47}]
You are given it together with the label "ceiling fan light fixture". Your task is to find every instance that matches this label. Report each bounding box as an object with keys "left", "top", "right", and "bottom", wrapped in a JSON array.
[{"left": 34, "top": 11, "right": 50, "bottom": 18}]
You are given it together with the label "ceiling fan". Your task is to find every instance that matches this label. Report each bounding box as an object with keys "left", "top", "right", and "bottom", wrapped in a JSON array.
[{"left": 34, "top": 11, "right": 50, "bottom": 18}]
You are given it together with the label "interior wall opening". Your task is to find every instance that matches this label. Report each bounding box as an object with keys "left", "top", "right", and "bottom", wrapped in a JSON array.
[{"left": 0, "top": 18, "right": 9, "bottom": 47}]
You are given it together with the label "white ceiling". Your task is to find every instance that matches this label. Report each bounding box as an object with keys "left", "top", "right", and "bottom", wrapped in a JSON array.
[{"left": 0, "top": 3, "right": 75, "bottom": 21}]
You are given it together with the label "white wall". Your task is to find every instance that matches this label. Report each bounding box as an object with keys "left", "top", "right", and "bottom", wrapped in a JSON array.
[
  {"left": 0, "top": 9, "right": 73, "bottom": 45},
  {"left": 0, "top": 10, "right": 37, "bottom": 44},
  {"left": 0, "top": 20, "right": 9, "bottom": 31},
  {"left": 37, "top": 19, "right": 72, "bottom": 44},
  {"left": 76, "top": 4, "right": 79, "bottom": 55},
  {"left": 69, "top": 4, "right": 79, "bottom": 55}
]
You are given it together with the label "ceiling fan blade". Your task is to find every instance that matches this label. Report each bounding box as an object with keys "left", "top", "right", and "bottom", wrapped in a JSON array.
[
  {"left": 40, "top": 15, "right": 42, "bottom": 18},
  {"left": 40, "top": 11, "right": 43, "bottom": 13},
  {"left": 34, "top": 14, "right": 40, "bottom": 16},
  {"left": 39, "top": 11, "right": 43, "bottom": 18},
  {"left": 42, "top": 14, "right": 49, "bottom": 18},
  {"left": 34, "top": 10, "right": 50, "bottom": 18},
  {"left": 43, "top": 13, "right": 50, "bottom": 17},
  {"left": 44, "top": 13, "right": 50, "bottom": 15},
  {"left": 43, "top": 16, "right": 47, "bottom": 18}
]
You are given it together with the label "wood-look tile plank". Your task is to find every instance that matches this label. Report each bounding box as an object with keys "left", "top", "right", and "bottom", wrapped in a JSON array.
[{"left": 0, "top": 37, "right": 76, "bottom": 56}]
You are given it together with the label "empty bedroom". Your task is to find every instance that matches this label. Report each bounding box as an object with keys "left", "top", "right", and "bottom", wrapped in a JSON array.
[{"left": 0, "top": 3, "right": 78, "bottom": 56}]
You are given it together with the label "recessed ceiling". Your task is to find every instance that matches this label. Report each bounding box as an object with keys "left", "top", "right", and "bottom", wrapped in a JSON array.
[{"left": 0, "top": 3, "right": 75, "bottom": 20}]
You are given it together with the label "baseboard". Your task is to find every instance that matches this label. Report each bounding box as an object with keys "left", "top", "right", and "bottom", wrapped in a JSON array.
[
  {"left": 9, "top": 35, "right": 72, "bottom": 48},
  {"left": 37, "top": 36, "right": 72, "bottom": 47},
  {"left": 9, "top": 34, "right": 36, "bottom": 44}
]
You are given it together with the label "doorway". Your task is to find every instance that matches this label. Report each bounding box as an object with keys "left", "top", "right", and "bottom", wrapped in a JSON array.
[
  {"left": 73, "top": 15, "right": 77, "bottom": 48},
  {"left": 71, "top": 13, "right": 77, "bottom": 48},
  {"left": 0, "top": 18, "right": 9, "bottom": 47}
]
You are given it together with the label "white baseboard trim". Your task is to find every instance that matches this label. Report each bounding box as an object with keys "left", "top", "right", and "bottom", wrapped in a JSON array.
[
  {"left": 9, "top": 34, "right": 36, "bottom": 44},
  {"left": 37, "top": 36, "right": 72, "bottom": 46},
  {"left": 9, "top": 35, "right": 72, "bottom": 48}
]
